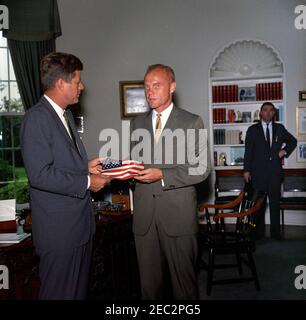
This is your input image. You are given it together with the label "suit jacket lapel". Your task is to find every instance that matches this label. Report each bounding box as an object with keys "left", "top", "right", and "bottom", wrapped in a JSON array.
[
  {"left": 272, "top": 122, "right": 278, "bottom": 150},
  {"left": 66, "top": 109, "right": 87, "bottom": 159},
  {"left": 257, "top": 122, "right": 267, "bottom": 145},
  {"left": 42, "top": 97, "right": 83, "bottom": 158},
  {"left": 162, "top": 106, "right": 179, "bottom": 132}
]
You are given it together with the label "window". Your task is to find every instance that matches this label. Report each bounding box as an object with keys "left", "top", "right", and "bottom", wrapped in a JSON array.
[{"left": 0, "top": 31, "right": 29, "bottom": 204}]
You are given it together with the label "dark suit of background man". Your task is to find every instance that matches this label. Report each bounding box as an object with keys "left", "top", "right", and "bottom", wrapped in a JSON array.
[
  {"left": 244, "top": 102, "right": 297, "bottom": 239},
  {"left": 21, "top": 52, "right": 111, "bottom": 300},
  {"left": 130, "top": 64, "right": 208, "bottom": 299}
]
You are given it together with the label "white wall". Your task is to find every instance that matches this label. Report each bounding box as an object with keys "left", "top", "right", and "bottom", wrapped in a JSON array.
[{"left": 56, "top": 0, "right": 306, "bottom": 224}]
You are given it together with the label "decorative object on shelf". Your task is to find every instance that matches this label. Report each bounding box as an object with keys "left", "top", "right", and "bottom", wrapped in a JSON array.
[
  {"left": 75, "top": 116, "right": 84, "bottom": 133},
  {"left": 239, "top": 87, "right": 256, "bottom": 101},
  {"left": 119, "top": 81, "right": 150, "bottom": 119},
  {"left": 297, "top": 141, "right": 306, "bottom": 162},
  {"left": 230, "top": 147, "right": 245, "bottom": 166},
  {"left": 219, "top": 152, "right": 228, "bottom": 166},
  {"left": 69, "top": 103, "right": 84, "bottom": 133},
  {"left": 297, "top": 106, "right": 306, "bottom": 136},
  {"left": 242, "top": 111, "right": 252, "bottom": 123},
  {"left": 274, "top": 104, "right": 284, "bottom": 122},
  {"left": 299, "top": 91, "right": 306, "bottom": 102},
  {"left": 253, "top": 109, "right": 260, "bottom": 122},
  {"left": 235, "top": 110, "right": 242, "bottom": 123}
]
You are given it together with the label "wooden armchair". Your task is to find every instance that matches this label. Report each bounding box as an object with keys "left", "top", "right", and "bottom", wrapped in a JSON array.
[{"left": 198, "top": 183, "right": 266, "bottom": 295}]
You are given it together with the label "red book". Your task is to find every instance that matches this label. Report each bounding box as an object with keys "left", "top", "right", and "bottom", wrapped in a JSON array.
[{"left": 279, "top": 82, "right": 283, "bottom": 99}]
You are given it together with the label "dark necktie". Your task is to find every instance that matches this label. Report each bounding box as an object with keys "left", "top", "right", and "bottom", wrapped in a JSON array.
[
  {"left": 63, "top": 110, "right": 79, "bottom": 152},
  {"left": 266, "top": 123, "right": 271, "bottom": 148}
]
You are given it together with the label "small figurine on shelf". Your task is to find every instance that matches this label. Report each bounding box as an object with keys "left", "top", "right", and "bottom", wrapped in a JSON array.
[
  {"left": 219, "top": 152, "right": 228, "bottom": 166},
  {"left": 239, "top": 131, "right": 244, "bottom": 144},
  {"left": 235, "top": 110, "right": 242, "bottom": 123},
  {"left": 253, "top": 109, "right": 260, "bottom": 122}
]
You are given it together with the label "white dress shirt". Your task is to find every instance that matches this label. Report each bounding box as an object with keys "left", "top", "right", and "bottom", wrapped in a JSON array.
[
  {"left": 44, "top": 95, "right": 90, "bottom": 189},
  {"left": 151, "top": 103, "right": 173, "bottom": 187},
  {"left": 44, "top": 94, "right": 72, "bottom": 139},
  {"left": 261, "top": 120, "right": 273, "bottom": 146},
  {"left": 152, "top": 103, "right": 173, "bottom": 135}
]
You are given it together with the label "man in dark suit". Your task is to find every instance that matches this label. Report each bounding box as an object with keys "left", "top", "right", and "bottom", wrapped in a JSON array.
[
  {"left": 244, "top": 102, "right": 297, "bottom": 239},
  {"left": 20, "top": 52, "right": 111, "bottom": 299},
  {"left": 130, "top": 64, "right": 209, "bottom": 299}
]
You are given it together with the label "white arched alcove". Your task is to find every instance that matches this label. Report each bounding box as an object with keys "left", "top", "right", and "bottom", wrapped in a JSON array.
[
  {"left": 207, "top": 39, "right": 286, "bottom": 226},
  {"left": 210, "top": 39, "right": 284, "bottom": 78}
]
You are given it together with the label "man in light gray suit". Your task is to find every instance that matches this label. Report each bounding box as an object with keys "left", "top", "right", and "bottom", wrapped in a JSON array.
[
  {"left": 21, "top": 52, "right": 111, "bottom": 299},
  {"left": 130, "top": 64, "right": 208, "bottom": 299}
]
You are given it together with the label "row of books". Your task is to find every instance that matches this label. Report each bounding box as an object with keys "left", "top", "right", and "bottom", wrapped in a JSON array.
[
  {"left": 212, "top": 82, "right": 283, "bottom": 103},
  {"left": 213, "top": 129, "right": 243, "bottom": 145},
  {"left": 212, "top": 85, "right": 239, "bottom": 103},
  {"left": 213, "top": 108, "right": 256, "bottom": 123},
  {"left": 213, "top": 105, "right": 284, "bottom": 124},
  {"left": 256, "top": 82, "right": 283, "bottom": 101}
]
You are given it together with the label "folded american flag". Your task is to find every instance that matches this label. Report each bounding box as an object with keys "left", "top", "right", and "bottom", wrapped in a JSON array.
[{"left": 100, "top": 158, "right": 144, "bottom": 180}]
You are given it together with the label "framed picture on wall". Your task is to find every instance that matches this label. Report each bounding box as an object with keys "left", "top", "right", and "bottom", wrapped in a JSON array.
[
  {"left": 296, "top": 106, "right": 306, "bottom": 136},
  {"left": 299, "top": 91, "right": 306, "bottom": 102},
  {"left": 119, "top": 81, "right": 150, "bottom": 119},
  {"left": 297, "top": 141, "right": 306, "bottom": 162}
]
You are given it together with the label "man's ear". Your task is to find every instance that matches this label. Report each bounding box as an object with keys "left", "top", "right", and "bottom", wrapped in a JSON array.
[
  {"left": 170, "top": 82, "right": 176, "bottom": 94},
  {"left": 55, "top": 78, "right": 65, "bottom": 91}
]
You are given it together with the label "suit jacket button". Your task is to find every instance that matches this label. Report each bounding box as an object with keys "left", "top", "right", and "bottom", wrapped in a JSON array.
[{"left": 153, "top": 194, "right": 155, "bottom": 198}]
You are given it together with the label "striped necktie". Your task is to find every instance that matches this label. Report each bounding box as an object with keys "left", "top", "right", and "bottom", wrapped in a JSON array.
[{"left": 155, "top": 113, "right": 162, "bottom": 143}]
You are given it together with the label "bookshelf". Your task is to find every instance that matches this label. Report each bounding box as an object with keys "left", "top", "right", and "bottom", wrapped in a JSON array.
[{"left": 208, "top": 40, "right": 285, "bottom": 171}]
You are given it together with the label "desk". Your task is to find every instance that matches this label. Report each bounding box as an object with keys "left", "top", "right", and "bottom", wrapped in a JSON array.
[
  {"left": 0, "top": 237, "right": 39, "bottom": 300},
  {"left": 0, "top": 211, "right": 140, "bottom": 300}
]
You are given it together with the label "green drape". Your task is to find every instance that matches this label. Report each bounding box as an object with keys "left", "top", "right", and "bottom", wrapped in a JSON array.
[
  {"left": 2, "top": 0, "right": 61, "bottom": 41},
  {"left": 7, "top": 39, "right": 55, "bottom": 110},
  {"left": 2, "top": 0, "right": 62, "bottom": 109}
]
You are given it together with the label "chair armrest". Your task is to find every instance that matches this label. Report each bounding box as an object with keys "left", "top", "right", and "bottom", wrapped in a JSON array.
[
  {"left": 213, "top": 198, "right": 263, "bottom": 222},
  {"left": 198, "top": 192, "right": 244, "bottom": 212}
]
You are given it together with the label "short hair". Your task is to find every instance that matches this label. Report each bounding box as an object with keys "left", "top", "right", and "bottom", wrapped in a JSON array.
[
  {"left": 40, "top": 52, "right": 83, "bottom": 91},
  {"left": 145, "top": 64, "right": 175, "bottom": 82},
  {"left": 260, "top": 101, "right": 276, "bottom": 112}
]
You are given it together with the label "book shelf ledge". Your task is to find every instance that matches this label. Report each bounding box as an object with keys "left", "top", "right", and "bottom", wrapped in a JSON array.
[
  {"left": 214, "top": 144, "right": 245, "bottom": 147},
  {"left": 212, "top": 100, "right": 283, "bottom": 107},
  {"left": 215, "top": 166, "right": 244, "bottom": 170}
]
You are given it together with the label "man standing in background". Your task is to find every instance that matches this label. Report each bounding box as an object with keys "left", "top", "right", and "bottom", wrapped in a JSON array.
[{"left": 244, "top": 102, "right": 297, "bottom": 239}]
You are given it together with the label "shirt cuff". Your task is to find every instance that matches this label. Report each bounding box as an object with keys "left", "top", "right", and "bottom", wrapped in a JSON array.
[
  {"left": 87, "top": 175, "right": 91, "bottom": 189},
  {"left": 161, "top": 178, "right": 165, "bottom": 187}
]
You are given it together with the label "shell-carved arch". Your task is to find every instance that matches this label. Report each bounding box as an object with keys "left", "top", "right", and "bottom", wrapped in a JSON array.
[{"left": 210, "top": 40, "right": 283, "bottom": 78}]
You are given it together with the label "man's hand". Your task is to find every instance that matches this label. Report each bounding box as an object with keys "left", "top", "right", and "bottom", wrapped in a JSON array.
[
  {"left": 89, "top": 174, "right": 112, "bottom": 192},
  {"left": 244, "top": 171, "right": 251, "bottom": 183},
  {"left": 88, "top": 158, "right": 103, "bottom": 174},
  {"left": 134, "top": 168, "right": 163, "bottom": 184},
  {"left": 279, "top": 150, "right": 287, "bottom": 158}
]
